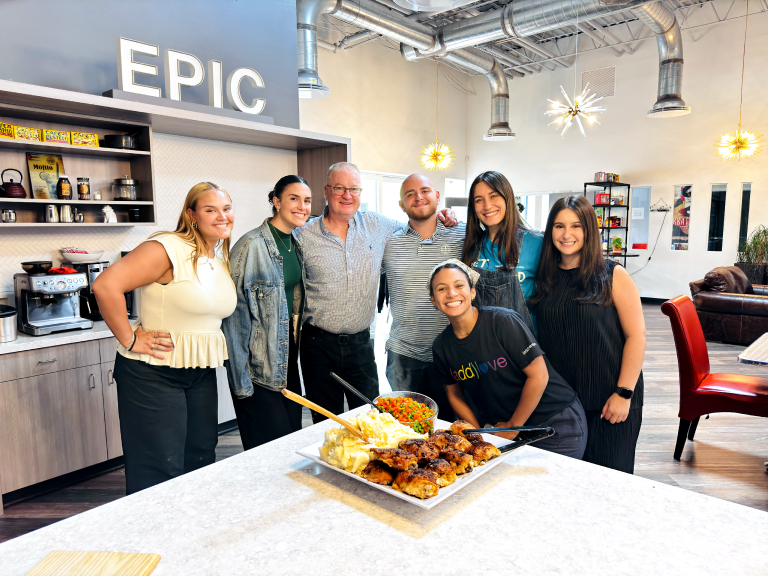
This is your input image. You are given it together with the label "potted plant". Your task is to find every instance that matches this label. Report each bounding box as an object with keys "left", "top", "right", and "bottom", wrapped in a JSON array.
[
  {"left": 735, "top": 225, "right": 768, "bottom": 285},
  {"left": 610, "top": 236, "right": 623, "bottom": 254}
]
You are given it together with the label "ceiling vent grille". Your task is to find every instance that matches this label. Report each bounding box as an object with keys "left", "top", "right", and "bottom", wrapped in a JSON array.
[{"left": 581, "top": 66, "right": 616, "bottom": 98}]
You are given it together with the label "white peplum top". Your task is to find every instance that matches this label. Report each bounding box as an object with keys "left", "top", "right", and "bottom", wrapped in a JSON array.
[{"left": 117, "top": 233, "right": 237, "bottom": 369}]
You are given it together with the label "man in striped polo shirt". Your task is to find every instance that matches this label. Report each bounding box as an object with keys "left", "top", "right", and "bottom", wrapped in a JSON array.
[
  {"left": 295, "top": 164, "right": 458, "bottom": 423},
  {"left": 382, "top": 173, "right": 466, "bottom": 420}
]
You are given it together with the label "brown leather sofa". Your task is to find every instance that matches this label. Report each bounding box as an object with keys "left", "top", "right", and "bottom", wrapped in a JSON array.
[{"left": 689, "top": 266, "right": 768, "bottom": 345}]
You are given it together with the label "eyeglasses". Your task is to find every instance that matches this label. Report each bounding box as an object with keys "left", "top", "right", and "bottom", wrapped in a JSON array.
[{"left": 328, "top": 186, "right": 363, "bottom": 197}]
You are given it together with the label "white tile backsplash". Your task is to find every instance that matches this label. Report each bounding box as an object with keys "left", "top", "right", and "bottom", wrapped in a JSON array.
[{"left": 0, "top": 133, "right": 297, "bottom": 294}]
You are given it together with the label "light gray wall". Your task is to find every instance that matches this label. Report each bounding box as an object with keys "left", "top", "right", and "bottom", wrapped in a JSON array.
[{"left": 0, "top": 0, "right": 299, "bottom": 128}]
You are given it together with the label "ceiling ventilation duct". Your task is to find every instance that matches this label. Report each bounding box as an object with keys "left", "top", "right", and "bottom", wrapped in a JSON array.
[
  {"left": 392, "top": 0, "right": 478, "bottom": 11},
  {"left": 297, "top": 0, "right": 335, "bottom": 99},
  {"left": 630, "top": 2, "right": 691, "bottom": 117},
  {"left": 329, "top": 0, "right": 515, "bottom": 139}
]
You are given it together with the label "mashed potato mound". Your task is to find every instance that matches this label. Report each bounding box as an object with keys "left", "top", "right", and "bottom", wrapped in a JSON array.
[{"left": 318, "top": 410, "right": 425, "bottom": 474}]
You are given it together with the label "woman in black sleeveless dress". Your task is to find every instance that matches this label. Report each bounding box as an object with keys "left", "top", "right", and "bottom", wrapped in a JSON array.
[{"left": 531, "top": 196, "right": 645, "bottom": 474}]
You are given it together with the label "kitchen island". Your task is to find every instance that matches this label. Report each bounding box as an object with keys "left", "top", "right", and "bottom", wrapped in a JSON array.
[{"left": 1, "top": 408, "right": 766, "bottom": 575}]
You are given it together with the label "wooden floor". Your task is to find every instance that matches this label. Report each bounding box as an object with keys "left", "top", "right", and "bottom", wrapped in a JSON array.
[{"left": 1, "top": 304, "right": 766, "bottom": 544}]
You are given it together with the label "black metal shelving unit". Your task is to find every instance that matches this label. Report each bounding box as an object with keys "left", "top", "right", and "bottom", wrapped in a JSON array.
[{"left": 584, "top": 181, "right": 639, "bottom": 267}]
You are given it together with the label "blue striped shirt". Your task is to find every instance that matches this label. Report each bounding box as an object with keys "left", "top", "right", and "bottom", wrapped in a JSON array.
[
  {"left": 383, "top": 220, "right": 466, "bottom": 362},
  {"left": 294, "top": 210, "right": 403, "bottom": 335}
]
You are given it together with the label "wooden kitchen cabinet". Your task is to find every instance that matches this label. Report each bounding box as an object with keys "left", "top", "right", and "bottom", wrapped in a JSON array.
[
  {"left": 0, "top": 365, "right": 108, "bottom": 493},
  {"left": 101, "top": 361, "right": 122, "bottom": 459}
]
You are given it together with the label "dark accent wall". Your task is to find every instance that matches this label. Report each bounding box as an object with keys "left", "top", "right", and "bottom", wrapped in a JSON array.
[{"left": 0, "top": 0, "right": 299, "bottom": 128}]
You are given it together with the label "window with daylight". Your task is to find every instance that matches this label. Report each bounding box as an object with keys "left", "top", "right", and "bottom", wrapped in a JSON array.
[
  {"left": 708, "top": 184, "right": 727, "bottom": 252},
  {"left": 444, "top": 178, "right": 467, "bottom": 222},
  {"left": 738, "top": 183, "right": 751, "bottom": 248}
]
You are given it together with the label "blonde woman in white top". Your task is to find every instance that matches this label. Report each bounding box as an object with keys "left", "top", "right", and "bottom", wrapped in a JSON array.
[{"left": 93, "top": 182, "right": 237, "bottom": 494}]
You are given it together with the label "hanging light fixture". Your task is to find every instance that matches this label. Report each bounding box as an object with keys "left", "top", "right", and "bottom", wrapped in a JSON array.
[
  {"left": 715, "top": 0, "right": 763, "bottom": 160},
  {"left": 544, "top": 10, "right": 605, "bottom": 137},
  {"left": 420, "top": 61, "right": 454, "bottom": 171}
]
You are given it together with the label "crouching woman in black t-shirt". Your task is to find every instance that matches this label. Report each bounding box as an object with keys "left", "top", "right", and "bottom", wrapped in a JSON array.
[{"left": 429, "top": 259, "right": 588, "bottom": 459}]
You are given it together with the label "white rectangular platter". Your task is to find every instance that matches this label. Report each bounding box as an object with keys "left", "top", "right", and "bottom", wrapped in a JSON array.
[{"left": 296, "top": 422, "right": 516, "bottom": 510}]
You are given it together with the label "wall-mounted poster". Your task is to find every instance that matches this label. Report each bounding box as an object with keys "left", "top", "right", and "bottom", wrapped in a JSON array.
[{"left": 671, "top": 185, "right": 692, "bottom": 250}]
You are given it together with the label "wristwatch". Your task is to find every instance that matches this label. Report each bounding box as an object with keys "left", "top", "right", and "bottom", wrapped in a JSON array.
[{"left": 616, "top": 386, "right": 634, "bottom": 399}]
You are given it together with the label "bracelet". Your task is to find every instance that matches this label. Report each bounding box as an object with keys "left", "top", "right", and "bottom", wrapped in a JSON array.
[{"left": 127, "top": 333, "right": 137, "bottom": 352}]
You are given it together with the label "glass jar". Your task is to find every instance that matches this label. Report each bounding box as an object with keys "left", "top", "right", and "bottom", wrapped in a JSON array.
[
  {"left": 56, "top": 176, "right": 72, "bottom": 200},
  {"left": 112, "top": 176, "right": 139, "bottom": 201},
  {"left": 77, "top": 177, "right": 90, "bottom": 200}
]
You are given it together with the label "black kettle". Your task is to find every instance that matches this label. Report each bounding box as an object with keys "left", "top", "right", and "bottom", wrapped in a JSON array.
[{"left": 0, "top": 169, "right": 27, "bottom": 198}]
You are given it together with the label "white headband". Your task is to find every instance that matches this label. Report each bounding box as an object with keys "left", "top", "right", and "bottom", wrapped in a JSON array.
[{"left": 427, "top": 259, "right": 480, "bottom": 293}]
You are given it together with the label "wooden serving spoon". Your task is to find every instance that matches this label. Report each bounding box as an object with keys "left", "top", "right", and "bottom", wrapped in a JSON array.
[{"left": 281, "top": 389, "right": 369, "bottom": 443}]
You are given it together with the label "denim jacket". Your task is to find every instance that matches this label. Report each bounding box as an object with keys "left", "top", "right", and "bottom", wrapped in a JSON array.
[{"left": 222, "top": 218, "right": 305, "bottom": 398}]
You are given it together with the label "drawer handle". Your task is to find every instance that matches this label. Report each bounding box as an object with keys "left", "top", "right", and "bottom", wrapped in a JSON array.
[
  {"left": 107, "top": 370, "right": 114, "bottom": 386},
  {"left": 38, "top": 358, "right": 58, "bottom": 365},
  {"left": 89, "top": 374, "right": 95, "bottom": 389}
]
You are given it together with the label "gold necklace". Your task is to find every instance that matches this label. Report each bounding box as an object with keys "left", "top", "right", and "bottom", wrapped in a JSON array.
[{"left": 271, "top": 223, "right": 292, "bottom": 252}]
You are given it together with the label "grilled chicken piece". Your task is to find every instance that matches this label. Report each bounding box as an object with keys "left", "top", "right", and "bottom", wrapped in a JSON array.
[
  {"left": 399, "top": 438, "right": 440, "bottom": 464},
  {"left": 440, "top": 450, "right": 474, "bottom": 474},
  {"left": 470, "top": 441, "right": 502, "bottom": 466},
  {"left": 393, "top": 469, "right": 440, "bottom": 499},
  {"left": 370, "top": 448, "right": 418, "bottom": 471},
  {"left": 450, "top": 420, "right": 475, "bottom": 437},
  {"left": 464, "top": 432, "right": 484, "bottom": 443},
  {"left": 427, "top": 431, "right": 450, "bottom": 450},
  {"left": 361, "top": 460, "right": 397, "bottom": 485},
  {"left": 444, "top": 433, "right": 473, "bottom": 453},
  {"left": 423, "top": 458, "right": 457, "bottom": 487}
]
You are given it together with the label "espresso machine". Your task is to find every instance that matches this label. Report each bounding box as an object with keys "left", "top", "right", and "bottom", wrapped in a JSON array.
[
  {"left": 72, "top": 261, "right": 110, "bottom": 321},
  {"left": 14, "top": 272, "right": 93, "bottom": 336}
]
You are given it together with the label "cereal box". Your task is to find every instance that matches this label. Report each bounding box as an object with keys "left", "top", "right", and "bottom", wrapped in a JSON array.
[
  {"left": 0, "top": 122, "right": 13, "bottom": 139},
  {"left": 14, "top": 126, "right": 41, "bottom": 142},
  {"left": 70, "top": 132, "right": 99, "bottom": 147},
  {"left": 42, "top": 129, "right": 70, "bottom": 144}
]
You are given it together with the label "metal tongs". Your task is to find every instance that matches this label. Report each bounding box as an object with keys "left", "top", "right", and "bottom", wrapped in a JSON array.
[{"left": 463, "top": 426, "right": 556, "bottom": 454}]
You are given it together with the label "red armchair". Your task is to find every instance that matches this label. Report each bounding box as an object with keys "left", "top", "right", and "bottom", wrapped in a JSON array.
[{"left": 661, "top": 295, "right": 768, "bottom": 460}]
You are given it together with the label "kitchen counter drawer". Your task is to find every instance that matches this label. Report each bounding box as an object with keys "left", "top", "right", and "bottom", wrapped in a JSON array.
[{"left": 0, "top": 340, "right": 101, "bottom": 383}]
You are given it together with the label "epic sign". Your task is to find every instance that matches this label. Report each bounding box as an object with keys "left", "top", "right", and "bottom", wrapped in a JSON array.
[{"left": 116, "top": 38, "right": 266, "bottom": 115}]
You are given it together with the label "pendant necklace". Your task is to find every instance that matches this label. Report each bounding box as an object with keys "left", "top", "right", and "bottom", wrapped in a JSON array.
[{"left": 272, "top": 223, "right": 292, "bottom": 252}]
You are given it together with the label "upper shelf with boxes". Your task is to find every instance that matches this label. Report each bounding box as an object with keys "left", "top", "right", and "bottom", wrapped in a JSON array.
[{"left": 0, "top": 108, "right": 156, "bottom": 227}]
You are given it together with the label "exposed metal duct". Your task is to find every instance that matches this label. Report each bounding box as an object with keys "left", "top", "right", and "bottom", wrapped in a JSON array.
[
  {"left": 392, "top": 0, "right": 478, "bottom": 11},
  {"left": 296, "top": 0, "right": 336, "bottom": 99},
  {"left": 332, "top": 0, "right": 515, "bottom": 139},
  {"left": 631, "top": 2, "right": 691, "bottom": 117}
]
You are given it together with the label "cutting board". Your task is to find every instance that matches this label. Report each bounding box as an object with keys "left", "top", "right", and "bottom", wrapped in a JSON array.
[{"left": 26, "top": 551, "right": 161, "bottom": 576}]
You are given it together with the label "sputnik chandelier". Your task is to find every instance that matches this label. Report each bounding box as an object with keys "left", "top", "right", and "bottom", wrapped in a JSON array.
[
  {"left": 715, "top": 0, "right": 762, "bottom": 160},
  {"left": 544, "top": 10, "right": 605, "bottom": 137},
  {"left": 546, "top": 83, "right": 605, "bottom": 137},
  {"left": 420, "top": 61, "right": 454, "bottom": 171}
]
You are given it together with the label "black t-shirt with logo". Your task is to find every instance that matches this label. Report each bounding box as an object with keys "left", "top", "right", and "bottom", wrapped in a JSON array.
[{"left": 432, "top": 306, "right": 576, "bottom": 426}]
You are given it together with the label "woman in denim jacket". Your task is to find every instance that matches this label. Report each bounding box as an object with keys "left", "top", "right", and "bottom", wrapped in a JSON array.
[{"left": 222, "top": 176, "right": 311, "bottom": 449}]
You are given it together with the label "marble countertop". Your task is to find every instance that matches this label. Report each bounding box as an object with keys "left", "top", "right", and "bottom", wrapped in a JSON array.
[
  {"left": 0, "top": 321, "right": 114, "bottom": 355},
  {"left": 1, "top": 408, "right": 767, "bottom": 575}
]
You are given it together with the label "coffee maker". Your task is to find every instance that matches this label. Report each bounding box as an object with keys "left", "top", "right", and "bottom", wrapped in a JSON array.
[
  {"left": 72, "top": 261, "right": 110, "bottom": 321},
  {"left": 14, "top": 272, "right": 93, "bottom": 336}
]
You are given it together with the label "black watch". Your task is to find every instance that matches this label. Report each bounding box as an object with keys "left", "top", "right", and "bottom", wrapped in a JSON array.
[{"left": 616, "top": 386, "right": 634, "bottom": 400}]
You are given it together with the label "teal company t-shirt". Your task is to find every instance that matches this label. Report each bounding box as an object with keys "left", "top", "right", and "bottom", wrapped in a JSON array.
[{"left": 473, "top": 230, "right": 543, "bottom": 300}]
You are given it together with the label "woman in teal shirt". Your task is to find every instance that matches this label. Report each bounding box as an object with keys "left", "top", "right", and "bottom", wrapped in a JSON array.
[{"left": 461, "top": 171, "right": 543, "bottom": 332}]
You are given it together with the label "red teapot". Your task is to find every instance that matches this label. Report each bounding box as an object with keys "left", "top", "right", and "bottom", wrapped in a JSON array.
[{"left": 0, "top": 169, "right": 27, "bottom": 198}]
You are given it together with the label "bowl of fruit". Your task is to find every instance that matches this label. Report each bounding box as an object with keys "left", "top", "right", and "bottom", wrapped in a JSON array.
[{"left": 373, "top": 391, "right": 438, "bottom": 435}]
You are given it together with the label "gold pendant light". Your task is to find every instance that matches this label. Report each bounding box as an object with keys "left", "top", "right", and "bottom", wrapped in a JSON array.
[
  {"left": 420, "top": 61, "right": 454, "bottom": 171},
  {"left": 715, "top": 0, "right": 763, "bottom": 160}
]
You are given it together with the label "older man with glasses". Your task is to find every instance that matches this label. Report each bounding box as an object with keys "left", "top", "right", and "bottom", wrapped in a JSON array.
[{"left": 294, "top": 162, "right": 456, "bottom": 422}]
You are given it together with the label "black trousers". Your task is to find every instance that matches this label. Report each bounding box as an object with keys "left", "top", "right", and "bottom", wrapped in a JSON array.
[
  {"left": 113, "top": 353, "right": 218, "bottom": 495},
  {"left": 385, "top": 351, "right": 456, "bottom": 422},
  {"left": 583, "top": 407, "right": 643, "bottom": 474},
  {"left": 299, "top": 323, "right": 379, "bottom": 423},
  {"left": 231, "top": 324, "right": 303, "bottom": 451}
]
